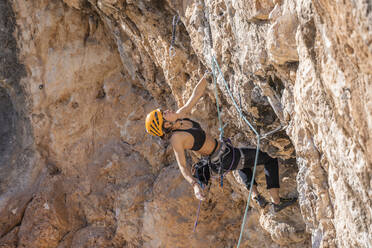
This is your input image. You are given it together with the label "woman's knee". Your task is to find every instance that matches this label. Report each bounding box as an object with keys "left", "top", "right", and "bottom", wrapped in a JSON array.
[{"left": 237, "top": 170, "right": 257, "bottom": 188}]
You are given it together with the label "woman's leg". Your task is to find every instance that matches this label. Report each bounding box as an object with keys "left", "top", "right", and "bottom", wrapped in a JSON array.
[
  {"left": 237, "top": 168, "right": 258, "bottom": 196},
  {"left": 240, "top": 148, "right": 280, "bottom": 203},
  {"left": 269, "top": 188, "right": 280, "bottom": 204},
  {"left": 237, "top": 168, "right": 268, "bottom": 207},
  {"left": 262, "top": 156, "right": 280, "bottom": 189},
  {"left": 239, "top": 147, "right": 297, "bottom": 211}
]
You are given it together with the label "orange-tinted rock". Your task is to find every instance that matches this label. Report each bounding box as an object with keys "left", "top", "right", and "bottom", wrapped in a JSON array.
[{"left": 0, "top": 0, "right": 370, "bottom": 247}]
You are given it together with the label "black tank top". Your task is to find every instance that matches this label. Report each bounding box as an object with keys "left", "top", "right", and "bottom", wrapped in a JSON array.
[{"left": 173, "top": 118, "right": 206, "bottom": 151}]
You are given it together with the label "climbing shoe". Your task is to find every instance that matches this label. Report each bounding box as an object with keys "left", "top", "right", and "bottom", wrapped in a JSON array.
[
  {"left": 253, "top": 194, "right": 268, "bottom": 208},
  {"left": 272, "top": 197, "right": 297, "bottom": 212}
]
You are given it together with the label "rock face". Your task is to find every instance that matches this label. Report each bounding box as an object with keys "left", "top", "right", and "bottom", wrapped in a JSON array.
[
  {"left": 0, "top": 0, "right": 370, "bottom": 247},
  {"left": 0, "top": 0, "right": 40, "bottom": 241}
]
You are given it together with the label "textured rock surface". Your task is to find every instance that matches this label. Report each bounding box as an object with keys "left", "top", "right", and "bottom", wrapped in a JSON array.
[
  {"left": 0, "top": 0, "right": 41, "bottom": 240},
  {"left": 0, "top": 0, "right": 370, "bottom": 247},
  {"left": 290, "top": 0, "right": 372, "bottom": 246}
]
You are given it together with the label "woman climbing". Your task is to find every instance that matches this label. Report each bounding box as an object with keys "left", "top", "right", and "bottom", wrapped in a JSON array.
[{"left": 145, "top": 72, "right": 297, "bottom": 212}]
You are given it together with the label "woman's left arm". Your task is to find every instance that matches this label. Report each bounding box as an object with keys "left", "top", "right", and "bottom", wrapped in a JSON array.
[{"left": 176, "top": 72, "right": 210, "bottom": 118}]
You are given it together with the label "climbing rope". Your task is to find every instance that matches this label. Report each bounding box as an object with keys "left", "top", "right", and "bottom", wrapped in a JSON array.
[
  {"left": 211, "top": 56, "right": 288, "bottom": 247},
  {"left": 193, "top": 182, "right": 211, "bottom": 232},
  {"left": 194, "top": 2, "right": 286, "bottom": 244},
  {"left": 193, "top": 200, "right": 202, "bottom": 232},
  {"left": 238, "top": 90, "right": 243, "bottom": 128},
  {"left": 237, "top": 138, "right": 260, "bottom": 247},
  {"left": 169, "top": 15, "right": 180, "bottom": 57},
  {"left": 197, "top": 0, "right": 260, "bottom": 243},
  {"left": 212, "top": 59, "right": 224, "bottom": 141},
  {"left": 212, "top": 56, "right": 260, "bottom": 136},
  {"left": 210, "top": 55, "right": 260, "bottom": 248},
  {"left": 196, "top": 58, "right": 286, "bottom": 241}
]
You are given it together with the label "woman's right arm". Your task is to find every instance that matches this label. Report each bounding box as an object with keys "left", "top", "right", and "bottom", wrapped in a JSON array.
[
  {"left": 171, "top": 137, "right": 206, "bottom": 201},
  {"left": 176, "top": 72, "right": 210, "bottom": 119}
]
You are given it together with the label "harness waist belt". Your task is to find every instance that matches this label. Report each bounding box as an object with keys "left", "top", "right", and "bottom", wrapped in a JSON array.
[
  {"left": 236, "top": 148, "right": 245, "bottom": 170},
  {"left": 210, "top": 141, "right": 228, "bottom": 163}
]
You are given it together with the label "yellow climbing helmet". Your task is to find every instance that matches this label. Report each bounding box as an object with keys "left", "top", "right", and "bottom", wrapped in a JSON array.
[{"left": 145, "top": 109, "right": 164, "bottom": 137}]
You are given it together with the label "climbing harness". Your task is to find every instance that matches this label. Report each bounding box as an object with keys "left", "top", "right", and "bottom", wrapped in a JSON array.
[
  {"left": 192, "top": 158, "right": 211, "bottom": 188},
  {"left": 215, "top": 138, "right": 236, "bottom": 187},
  {"left": 192, "top": 138, "right": 236, "bottom": 188},
  {"left": 169, "top": 15, "right": 180, "bottom": 57}
]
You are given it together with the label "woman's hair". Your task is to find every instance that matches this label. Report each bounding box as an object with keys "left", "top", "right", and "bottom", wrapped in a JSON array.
[
  {"left": 160, "top": 117, "right": 182, "bottom": 141},
  {"left": 160, "top": 118, "right": 181, "bottom": 141},
  {"left": 160, "top": 121, "right": 173, "bottom": 140}
]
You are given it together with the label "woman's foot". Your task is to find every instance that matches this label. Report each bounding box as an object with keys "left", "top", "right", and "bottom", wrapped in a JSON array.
[{"left": 272, "top": 197, "right": 298, "bottom": 212}]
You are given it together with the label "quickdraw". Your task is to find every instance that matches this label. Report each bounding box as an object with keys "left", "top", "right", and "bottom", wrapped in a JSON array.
[{"left": 169, "top": 15, "right": 180, "bottom": 57}]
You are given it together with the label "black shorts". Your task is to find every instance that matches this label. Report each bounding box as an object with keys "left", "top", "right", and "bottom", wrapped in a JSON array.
[{"left": 210, "top": 142, "right": 280, "bottom": 189}]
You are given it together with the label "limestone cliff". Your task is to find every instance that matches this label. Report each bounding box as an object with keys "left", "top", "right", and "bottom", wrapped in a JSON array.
[{"left": 0, "top": 0, "right": 370, "bottom": 247}]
